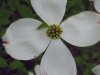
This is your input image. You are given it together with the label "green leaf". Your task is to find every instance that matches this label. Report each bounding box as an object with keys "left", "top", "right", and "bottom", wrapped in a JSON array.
[
  {"left": 9, "top": 60, "right": 24, "bottom": 70},
  {"left": 83, "top": 69, "right": 90, "bottom": 75},
  {"left": 18, "top": 67, "right": 28, "bottom": 75},
  {"left": 37, "top": 22, "right": 49, "bottom": 30},
  {"left": 0, "top": 57, "right": 8, "bottom": 68},
  {"left": 0, "top": 28, "right": 7, "bottom": 38},
  {"left": 91, "top": 63, "right": 98, "bottom": 68},
  {"left": 7, "top": 0, "right": 20, "bottom": 11},
  {"left": 75, "top": 57, "right": 84, "bottom": 63},
  {"left": 82, "top": 54, "right": 89, "bottom": 61},
  {"left": 0, "top": 19, "right": 11, "bottom": 26},
  {"left": 66, "top": 1, "right": 76, "bottom": 10},
  {"left": 0, "top": 9, "right": 12, "bottom": 25},
  {"left": 93, "top": 52, "right": 100, "bottom": 59},
  {"left": 17, "top": 5, "right": 38, "bottom": 18},
  {"left": 74, "top": 0, "right": 83, "bottom": 8}
]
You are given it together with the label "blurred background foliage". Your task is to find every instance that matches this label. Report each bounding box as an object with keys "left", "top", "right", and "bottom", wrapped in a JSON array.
[{"left": 0, "top": 0, "right": 100, "bottom": 75}]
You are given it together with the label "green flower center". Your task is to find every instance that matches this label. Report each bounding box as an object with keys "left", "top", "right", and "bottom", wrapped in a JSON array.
[{"left": 46, "top": 24, "right": 63, "bottom": 39}]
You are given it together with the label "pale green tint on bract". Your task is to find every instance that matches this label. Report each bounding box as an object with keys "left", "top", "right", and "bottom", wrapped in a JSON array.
[{"left": 46, "top": 24, "right": 63, "bottom": 39}]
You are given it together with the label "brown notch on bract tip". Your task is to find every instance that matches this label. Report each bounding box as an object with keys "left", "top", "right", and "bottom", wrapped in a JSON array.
[
  {"left": 98, "top": 21, "right": 100, "bottom": 24},
  {"left": 3, "top": 41, "right": 9, "bottom": 44},
  {"left": 34, "top": 56, "right": 36, "bottom": 58}
]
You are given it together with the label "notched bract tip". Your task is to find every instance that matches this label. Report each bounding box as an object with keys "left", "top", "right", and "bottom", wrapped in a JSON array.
[{"left": 3, "top": 41, "right": 9, "bottom": 44}]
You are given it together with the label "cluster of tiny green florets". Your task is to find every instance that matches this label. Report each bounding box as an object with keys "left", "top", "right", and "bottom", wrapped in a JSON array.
[{"left": 46, "top": 24, "right": 63, "bottom": 39}]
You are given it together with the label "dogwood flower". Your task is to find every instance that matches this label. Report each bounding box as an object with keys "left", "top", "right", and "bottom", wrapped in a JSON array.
[
  {"left": 2, "top": 0, "right": 100, "bottom": 75},
  {"left": 92, "top": 65, "right": 100, "bottom": 75},
  {"left": 29, "top": 65, "right": 40, "bottom": 75}
]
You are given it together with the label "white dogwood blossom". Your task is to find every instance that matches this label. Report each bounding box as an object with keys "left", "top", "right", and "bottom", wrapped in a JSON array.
[
  {"left": 92, "top": 65, "right": 100, "bottom": 75},
  {"left": 2, "top": 0, "right": 100, "bottom": 75}
]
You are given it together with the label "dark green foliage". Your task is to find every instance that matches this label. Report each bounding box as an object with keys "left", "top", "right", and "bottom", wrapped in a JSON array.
[
  {"left": 9, "top": 60, "right": 24, "bottom": 70},
  {"left": 17, "top": 5, "right": 37, "bottom": 18},
  {"left": 0, "top": 57, "right": 8, "bottom": 68},
  {"left": 7, "top": 0, "right": 20, "bottom": 11},
  {"left": 0, "top": 9, "right": 12, "bottom": 25},
  {"left": 0, "top": 28, "right": 7, "bottom": 38}
]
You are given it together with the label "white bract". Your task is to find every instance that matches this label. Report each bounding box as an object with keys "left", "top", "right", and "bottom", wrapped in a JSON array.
[
  {"left": 92, "top": 65, "right": 100, "bottom": 75},
  {"left": 29, "top": 72, "right": 34, "bottom": 75},
  {"left": 2, "top": 0, "right": 100, "bottom": 75},
  {"left": 93, "top": 0, "right": 100, "bottom": 13}
]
